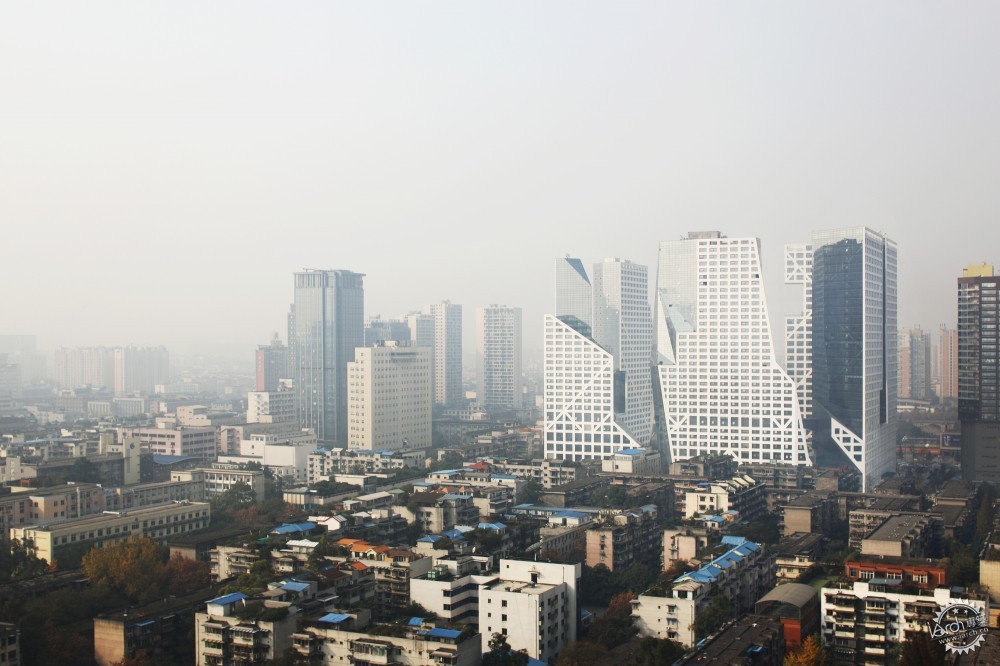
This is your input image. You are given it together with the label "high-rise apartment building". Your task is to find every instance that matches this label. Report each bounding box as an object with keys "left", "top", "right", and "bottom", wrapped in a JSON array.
[
  {"left": 656, "top": 232, "right": 811, "bottom": 466},
  {"left": 476, "top": 305, "right": 522, "bottom": 411},
  {"left": 544, "top": 257, "right": 652, "bottom": 461},
  {"left": 113, "top": 346, "right": 169, "bottom": 395},
  {"left": 959, "top": 264, "right": 1000, "bottom": 484},
  {"left": 939, "top": 325, "right": 959, "bottom": 400},
  {"left": 899, "top": 327, "right": 931, "bottom": 400},
  {"left": 346, "top": 342, "right": 432, "bottom": 451},
  {"left": 54, "top": 346, "right": 116, "bottom": 388},
  {"left": 290, "top": 269, "right": 365, "bottom": 444},
  {"left": 788, "top": 228, "right": 897, "bottom": 491},
  {"left": 429, "top": 301, "right": 462, "bottom": 407},
  {"left": 255, "top": 334, "right": 288, "bottom": 391}
]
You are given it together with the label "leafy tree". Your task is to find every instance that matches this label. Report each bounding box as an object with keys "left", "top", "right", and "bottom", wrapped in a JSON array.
[
  {"left": 579, "top": 564, "right": 612, "bottom": 605},
  {"left": 631, "top": 637, "right": 686, "bottom": 666},
  {"left": 945, "top": 543, "right": 979, "bottom": 586},
  {"left": 692, "top": 594, "right": 730, "bottom": 640},
  {"left": 215, "top": 481, "right": 257, "bottom": 511},
  {"left": 587, "top": 592, "right": 638, "bottom": 649},
  {"left": 727, "top": 514, "right": 782, "bottom": 545},
  {"left": 482, "top": 632, "right": 530, "bottom": 666},
  {"left": 556, "top": 641, "right": 607, "bottom": 666},
  {"left": 898, "top": 629, "right": 944, "bottom": 666},
  {"left": 591, "top": 485, "right": 631, "bottom": 509},
  {"left": 517, "top": 480, "right": 543, "bottom": 505},
  {"left": 0, "top": 538, "right": 48, "bottom": 582},
  {"left": 82, "top": 535, "right": 168, "bottom": 604},
  {"left": 165, "top": 554, "right": 211, "bottom": 595},
  {"left": 783, "top": 635, "right": 826, "bottom": 666}
]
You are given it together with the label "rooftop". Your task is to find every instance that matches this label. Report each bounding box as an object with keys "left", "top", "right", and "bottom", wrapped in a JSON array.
[{"left": 867, "top": 514, "right": 929, "bottom": 542}]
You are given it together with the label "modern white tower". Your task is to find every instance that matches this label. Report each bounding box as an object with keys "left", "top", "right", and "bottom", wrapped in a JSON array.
[
  {"left": 788, "top": 228, "right": 897, "bottom": 491},
  {"left": 655, "top": 232, "right": 812, "bottom": 466},
  {"left": 476, "top": 305, "right": 522, "bottom": 411},
  {"left": 544, "top": 257, "right": 652, "bottom": 461}
]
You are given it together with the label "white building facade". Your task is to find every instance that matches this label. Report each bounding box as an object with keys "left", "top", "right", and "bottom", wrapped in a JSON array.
[
  {"left": 544, "top": 257, "right": 653, "bottom": 462},
  {"left": 476, "top": 305, "right": 522, "bottom": 411},
  {"left": 430, "top": 301, "right": 463, "bottom": 408},
  {"left": 347, "top": 343, "right": 432, "bottom": 452},
  {"left": 655, "top": 232, "right": 812, "bottom": 465}
]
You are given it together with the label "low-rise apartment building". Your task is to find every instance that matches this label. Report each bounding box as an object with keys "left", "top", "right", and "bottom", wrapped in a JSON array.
[
  {"left": 585, "top": 504, "right": 659, "bottom": 572},
  {"left": 487, "top": 457, "right": 591, "bottom": 489},
  {"left": 600, "top": 448, "right": 662, "bottom": 475},
  {"left": 171, "top": 464, "right": 266, "bottom": 500},
  {"left": 683, "top": 473, "right": 766, "bottom": 522},
  {"left": 195, "top": 593, "right": 299, "bottom": 666},
  {"left": 291, "top": 611, "right": 481, "bottom": 666},
  {"left": 632, "top": 536, "right": 774, "bottom": 647},
  {"left": 662, "top": 528, "right": 710, "bottom": 566},
  {"left": 780, "top": 491, "right": 837, "bottom": 536},
  {"left": 410, "top": 556, "right": 498, "bottom": 624},
  {"left": 820, "top": 579, "right": 988, "bottom": 664},
  {"left": 11, "top": 500, "right": 211, "bottom": 565},
  {"left": 479, "top": 559, "right": 580, "bottom": 664},
  {"left": 861, "top": 514, "right": 939, "bottom": 559},
  {"left": 0, "top": 483, "right": 106, "bottom": 542}
]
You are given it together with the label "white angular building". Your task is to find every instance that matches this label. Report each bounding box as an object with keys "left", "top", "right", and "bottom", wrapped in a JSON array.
[
  {"left": 787, "top": 228, "right": 897, "bottom": 490},
  {"left": 655, "top": 232, "right": 812, "bottom": 465},
  {"left": 476, "top": 305, "right": 522, "bottom": 411},
  {"left": 544, "top": 257, "right": 653, "bottom": 462},
  {"left": 346, "top": 342, "right": 432, "bottom": 452}
]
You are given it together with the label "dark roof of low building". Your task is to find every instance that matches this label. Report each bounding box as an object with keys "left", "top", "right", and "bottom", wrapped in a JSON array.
[{"left": 755, "top": 583, "right": 818, "bottom": 609}]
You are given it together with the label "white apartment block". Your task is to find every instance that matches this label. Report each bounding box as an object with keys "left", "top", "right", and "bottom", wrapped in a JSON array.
[
  {"left": 113, "top": 346, "right": 169, "bottom": 395},
  {"left": 171, "top": 464, "right": 266, "bottom": 499},
  {"left": 307, "top": 448, "right": 412, "bottom": 484},
  {"left": 479, "top": 559, "right": 580, "bottom": 664},
  {"left": 410, "top": 557, "right": 498, "bottom": 625},
  {"left": 10, "top": 500, "right": 210, "bottom": 564},
  {"left": 820, "top": 580, "right": 987, "bottom": 664},
  {"left": 118, "top": 424, "right": 217, "bottom": 459},
  {"left": 655, "top": 232, "right": 812, "bottom": 465},
  {"left": 601, "top": 447, "right": 662, "bottom": 475},
  {"left": 544, "top": 257, "right": 653, "bottom": 462},
  {"left": 476, "top": 305, "right": 522, "bottom": 411},
  {"left": 246, "top": 388, "right": 295, "bottom": 424},
  {"left": 347, "top": 343, "right": 432, "bottom": 452}
]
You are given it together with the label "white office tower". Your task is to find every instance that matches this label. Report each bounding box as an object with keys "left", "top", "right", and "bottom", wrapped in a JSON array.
[
  {"left": 346, "top": 342, "right": 432, "bottom": 451},
  {"left": 429, "top": 301, "right": 463, "bottom": 407},
  {"left": 787, "top": 228, "right": 897, "bottom": 491},
  {"left": 784, "top": 245, "right": 814, "bottom": 419},
  {"left": 655, "top": 232, "right": 812, "bottom": 466},
  {"left": 544, "top": 257, "right": 653, "bottom": 461},
  {"left": 476, "top": 305, "right": 523, "bottom": 411}
]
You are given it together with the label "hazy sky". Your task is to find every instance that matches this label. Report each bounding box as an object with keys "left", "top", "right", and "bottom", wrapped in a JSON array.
[{"left": 3, "top": 2, "right": 999, "bottom": 363}]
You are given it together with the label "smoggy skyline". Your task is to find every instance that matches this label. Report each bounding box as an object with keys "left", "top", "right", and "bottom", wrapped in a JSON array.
[{"left": 3, "top": 3, "right": 999, "bottom": 359}]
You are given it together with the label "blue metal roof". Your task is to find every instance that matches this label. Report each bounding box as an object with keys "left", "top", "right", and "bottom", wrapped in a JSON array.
[
  {"left": 441, "top": 493, "right": 472, "bottom": 500},
  {"left": 417, "top": 535, "right": 443, "bottom": 543},
  {"left": 420, "top": 628, "right": 463, "bottom": 640},
  {"left": 478, "top": 522, "right": 506, "bottom": 531},
  {"left": 491, "top": 474, "right": 518, "bottom": 480},
  {"left": 282, "top": 581, "right": 310, "bottom": 592},
  {"left": 676, "top": 537, "right": 763, "bottom": 584},
  {"left": 208, "top": 592, "right": 247, "bottom": 606},
  {"left": 618, "top": 448, "right": 646, "bottom": 455},
  {"left": 271, "top": 522, "right": 317, "bottom": 535},
  {"left": 553, "top": 510, "right": 587, "bottom": 519},
  {"left": 722, "top": 535, "right": 749, "bottom": 546},
  {"left": 408, "top": 617, "right": 425, "bottom": 626},
  {"left": 317, "top": 613, "right": 351, "bottom": 624},
  {"left": 441, "top": 529, "right": 467, "bottom": 540}
]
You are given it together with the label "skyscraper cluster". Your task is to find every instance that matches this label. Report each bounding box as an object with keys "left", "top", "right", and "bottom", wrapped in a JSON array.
[{"left": 543, "top": 227, "right": 898, "bottom": 491}]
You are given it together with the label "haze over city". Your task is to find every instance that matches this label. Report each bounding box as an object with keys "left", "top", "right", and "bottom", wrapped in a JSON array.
[{"left": 4, "top": 2, "right": 1000, "bottom": 360}]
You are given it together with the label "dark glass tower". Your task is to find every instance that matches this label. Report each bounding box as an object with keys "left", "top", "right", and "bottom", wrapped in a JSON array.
[
  {"left": 291, "top": 270, "right": 365, "bottom": 444},
  {"left": 958, "top": 265, "right": 1000, "bottom": 483}
]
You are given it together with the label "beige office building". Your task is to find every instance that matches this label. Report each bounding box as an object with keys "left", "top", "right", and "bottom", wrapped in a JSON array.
[{"left": 347, "top": 343, "right": 431, "bottom": 451}]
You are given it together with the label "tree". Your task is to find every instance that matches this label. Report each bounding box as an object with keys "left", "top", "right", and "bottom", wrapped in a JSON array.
[
  {"left": 631, "top": 637, "right": 686, "bottom": 666},
  {"left": 556, "top": 641, "right": 607, "bottom": 666},
  {"left": 591, "top": 485, "right": 630, "bottom": 509},
  {"left": 898, "top": 630, "right": 944, "bottom": 666},
  {"left": 165, "top": 554, "right": 211, "bottom": 595},
  {"left": 691, "top": 594, "right": 730, "bottom": 640},
  {"left": 517, "top": 480, "right": 543, "bottom": 505},
  {"left": 579, "top": 564, "right": 612, "bottom": 605},
  {"left": 482, "top": 632, "right": 530, "bottom": 666},
  {"left": 82, "top": 535, "right": 168, "bottom": 604},
  {"left": 214, "top": 481, "right": 257, "bottom": 513},
  {"left": 587, "top": 592, "right": 638, "bottom": 649},
  {"left": 784, "top": 635, "right": 826, "bottom": 666}
]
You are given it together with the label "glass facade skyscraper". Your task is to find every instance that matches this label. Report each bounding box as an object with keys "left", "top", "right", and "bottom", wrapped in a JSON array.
[
  {"left": 788, "top": 228, "right": 897, "bottom": 491},
  {"left": 290, "top": 269, "right": 365, "bottom": 444}
]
